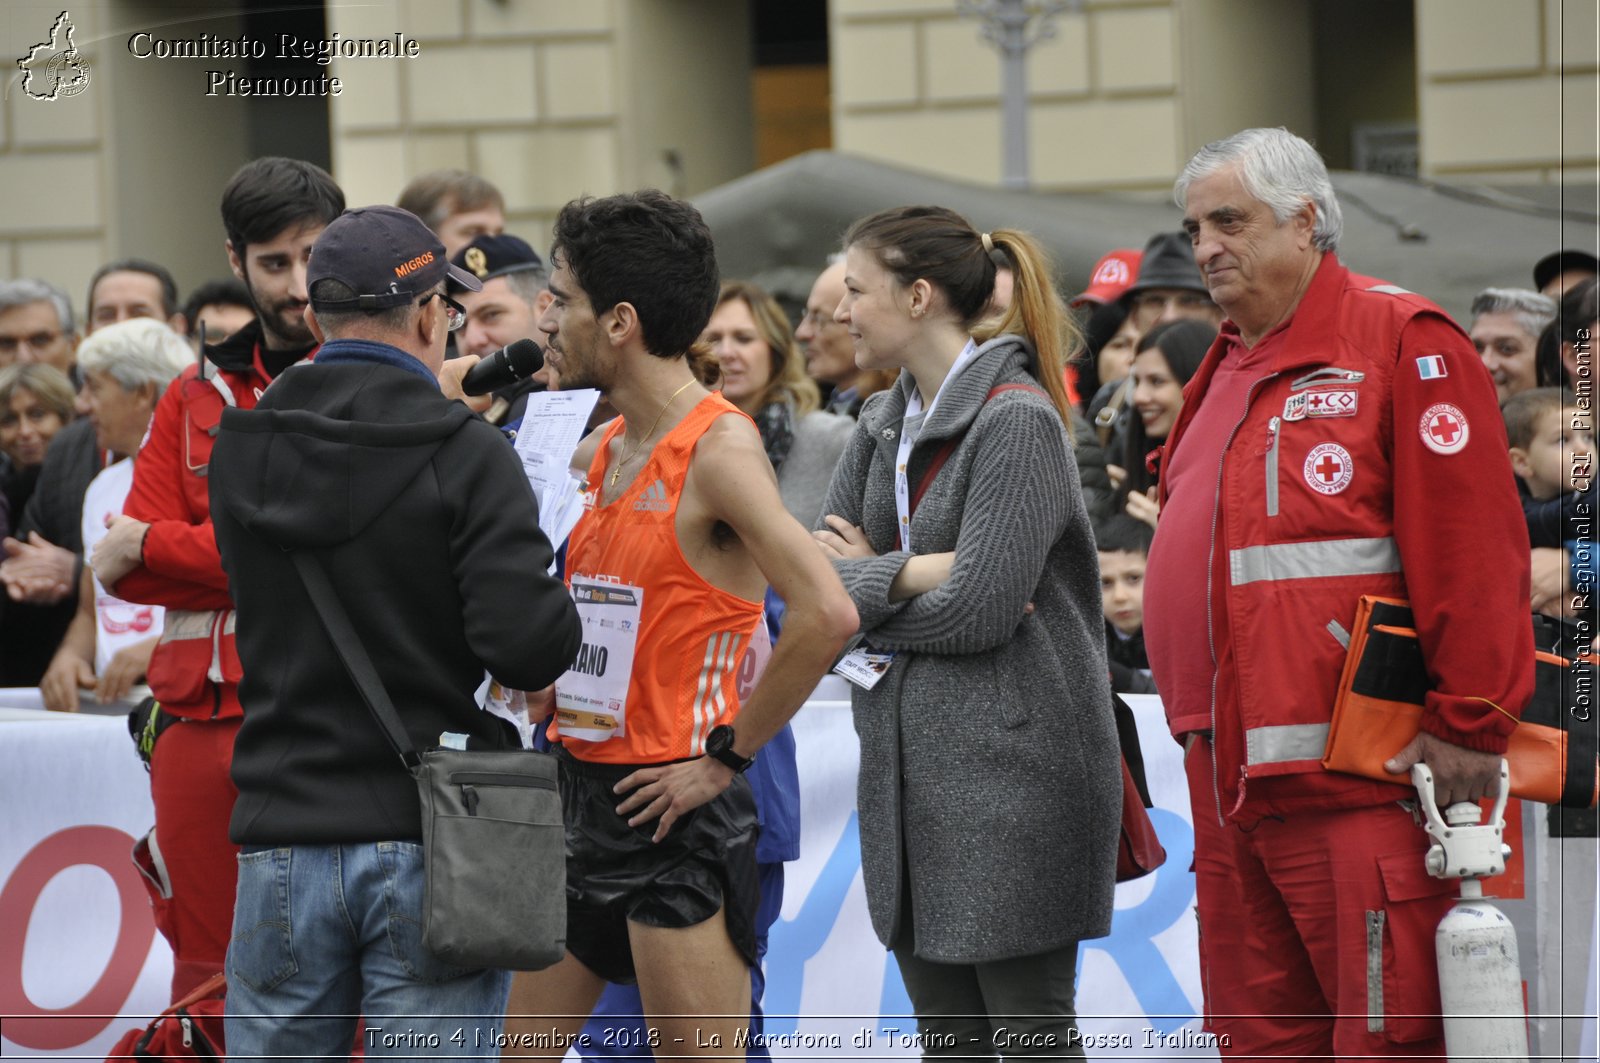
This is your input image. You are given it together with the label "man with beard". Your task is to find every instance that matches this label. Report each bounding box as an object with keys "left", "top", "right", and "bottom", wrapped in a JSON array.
[
  {"left": 503, "top": 191, "right": 856, "bottom": 1057},
  {"left": 91, "top": 156, "right": 344, "bottom": 999}
]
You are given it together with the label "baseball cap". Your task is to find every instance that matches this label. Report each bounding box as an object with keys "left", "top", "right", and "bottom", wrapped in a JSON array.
[
  {"left": 1533, "top": 249, "right": 1600, "bottom": 293},
  {"left": 307, "top": 205, "right": 482, "bottom": 312},
  {"left": 1123, "top": 232, "right": 1208, "bottom": 298},
  {"left": 452, "top": 233, "right": 545, "bottom": 284},
  {"left": 1071, "top": 248, "right": 1143, "bottom": 307}
]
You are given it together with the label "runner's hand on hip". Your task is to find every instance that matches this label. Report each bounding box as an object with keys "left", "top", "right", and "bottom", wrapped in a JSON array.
[{"left": 615, "top": 758, "right": 734, "bottom": 843}]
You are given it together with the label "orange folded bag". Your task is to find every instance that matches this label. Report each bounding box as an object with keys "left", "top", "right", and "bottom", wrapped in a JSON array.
[{"left": 1322, "top": 596, "right": 1598, "bottom": 809}]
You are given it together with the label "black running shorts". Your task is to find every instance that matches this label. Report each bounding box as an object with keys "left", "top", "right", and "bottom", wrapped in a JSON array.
[{"left": 557, "top": 749, "right": 761, "bottom": 985}]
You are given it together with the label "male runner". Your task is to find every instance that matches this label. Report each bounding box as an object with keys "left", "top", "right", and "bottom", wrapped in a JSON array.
[{"left": 503, "top": 190, "right": 856, "bottom": 1058}]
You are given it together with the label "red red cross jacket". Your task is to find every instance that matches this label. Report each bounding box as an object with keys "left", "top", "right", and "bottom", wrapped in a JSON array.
[
  {"left": 112, "top": 321, "right": 314, "bottom": 721},
  {"left": 1154, "top": 254, "right": 1533, "bottom": 818}
]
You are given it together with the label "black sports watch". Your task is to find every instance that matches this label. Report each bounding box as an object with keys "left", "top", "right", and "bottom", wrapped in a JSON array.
[{"left": 704, "top": 724, "right": 753, "bottom": 774}]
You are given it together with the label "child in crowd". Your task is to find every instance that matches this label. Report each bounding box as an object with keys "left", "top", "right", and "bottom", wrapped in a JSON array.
[
  {"left": 1506, "top": 388, "right": 1595, "bottom": 543},
  {"left": 1096, "top": 513, "right": 1157, "bottom": 694},
  {"left": 1503, "top": 387, "right": 1595, "bottom": 627}
]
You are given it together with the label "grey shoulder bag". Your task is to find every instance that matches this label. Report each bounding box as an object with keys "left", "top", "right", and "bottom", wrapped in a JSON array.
[{"left": 291, "top": 551, "right": 566, "bottom": 971}]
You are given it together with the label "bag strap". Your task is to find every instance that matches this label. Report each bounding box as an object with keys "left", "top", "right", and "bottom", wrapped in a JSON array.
[
  {"left": 290, "top": 551, "right": 420, "bottom": 770},
  {"left": 169, "top": 971, "right": 227, "bottom": 1013},
  {"left": 910, "top": 383, "right": 1045, "bottom": 516}
]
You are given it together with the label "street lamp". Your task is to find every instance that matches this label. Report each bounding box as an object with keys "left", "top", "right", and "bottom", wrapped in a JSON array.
[{"left": 956, "top": 0, "right": 1080, "bottom": 190}]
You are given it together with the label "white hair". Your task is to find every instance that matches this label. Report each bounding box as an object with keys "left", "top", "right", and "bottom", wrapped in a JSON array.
[
  {"left": 1174, "top": 127, "right": 1343, "bottom": 253},
  {"left": 1470, "top": 287, "right": 1557, "bottom": 339},
  {"left": 0, "top": 277, "right": 75, "bottom": 334},
  {"left": 75, "top": 318, "right": 192, "bottom": 392}
]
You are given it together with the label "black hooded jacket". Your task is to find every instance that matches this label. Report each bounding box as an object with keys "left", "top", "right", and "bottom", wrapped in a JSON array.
[{"left": 210, "top": 340, "right": 581, "bottom": 844}]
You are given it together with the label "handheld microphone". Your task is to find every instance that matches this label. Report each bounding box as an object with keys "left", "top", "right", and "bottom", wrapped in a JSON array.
[{"left": 461, "top": 338, "right": 544, "bottom": 396}]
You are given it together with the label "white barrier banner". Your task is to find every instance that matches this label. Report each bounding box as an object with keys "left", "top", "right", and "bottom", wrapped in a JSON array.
[
  {"left": 767, "top": 684, "right": 1213, "bottom": 1059},
  {"left": 0, "top": 689, "right": 1210, "bottom": 1059},
  {"left": 0, "top": 707, "right": 171, "bottom": 1059}
]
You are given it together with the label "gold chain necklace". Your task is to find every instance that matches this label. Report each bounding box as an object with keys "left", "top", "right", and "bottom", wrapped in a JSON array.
[{"left": 609, "top": 379, "right": 697, "bottom": 488}]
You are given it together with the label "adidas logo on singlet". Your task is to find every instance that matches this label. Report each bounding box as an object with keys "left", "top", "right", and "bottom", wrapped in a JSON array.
[{"left": 633, "top": 478, "right": 671, "bottom": 512}]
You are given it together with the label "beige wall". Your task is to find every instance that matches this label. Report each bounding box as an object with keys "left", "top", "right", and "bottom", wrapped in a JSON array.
[
  {"left": 2, "top": 0, "right": 111, "bottom": 315},
  {"left": 1175, "top": 0, "right": 1315, "bottom": 154},
  {"left": 1, "top": 0, "right": 1592, "bottom": 315},
  {"left": 829, "top": 0, "right": 1315, "bottom": 192},
  {"left": 327, "top": 0, "right": 753, "bottom": 253},
  {"left": 831, "top": 0, "right": 1594, "bottom": 191},
  {"left": 1416, "top": 0, "right": 1598, "bottom": 182},
  {"left": 2, "top": 0, "right": 267, "bottom": 311}
]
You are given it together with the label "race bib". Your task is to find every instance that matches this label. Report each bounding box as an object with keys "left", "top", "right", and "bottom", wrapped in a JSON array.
[{"left": 555, "top": 577, "right": 644, "bottom": 742}]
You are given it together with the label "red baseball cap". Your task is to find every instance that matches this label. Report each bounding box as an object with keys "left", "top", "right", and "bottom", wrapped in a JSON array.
[{"left": 1071, "top": 248, "right": 1142, "bottom": 307}]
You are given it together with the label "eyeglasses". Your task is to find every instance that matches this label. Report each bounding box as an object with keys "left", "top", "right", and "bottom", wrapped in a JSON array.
[
  {"left": 420, "top": 292, "right": 467, "bottom": 332},
  {"left": 799, "top": 309, "right": 843, "bottom": 332},
  {"left": 1129, "top": 291, "right": 1214, "bottom": 326},
  {"left": 0, "top": 330, "right": 65, "bottom": 355}
]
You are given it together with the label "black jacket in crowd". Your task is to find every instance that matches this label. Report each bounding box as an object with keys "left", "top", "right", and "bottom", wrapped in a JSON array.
[
  {"left": 1105, "top": 618, "right": 1157, "bottom": 696},
  {"left": 210, "top": 339, "right": 581, "bottom": 846},
  {"left": 0, "top": 418, "right": 102, "bottom": 685}
]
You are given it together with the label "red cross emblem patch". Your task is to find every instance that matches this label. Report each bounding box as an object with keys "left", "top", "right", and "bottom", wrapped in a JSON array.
[
  {"left": 1303, "top": 442, "right": 1354, "bottom": 495},
  {"left": 1419, "top": 403, "right": 1470, "bottom": 455},
  {"left": 1305, "top": 388, "right": 1358, "bottom": 417}
]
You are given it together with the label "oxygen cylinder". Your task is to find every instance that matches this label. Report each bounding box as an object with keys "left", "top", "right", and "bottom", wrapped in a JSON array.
[
  {"left": 1413, "top": 763, "right": 1530, "bottom": 1063},
  {"left": 1436, "top": 878, "right": 1529, "bottom": 1058}
]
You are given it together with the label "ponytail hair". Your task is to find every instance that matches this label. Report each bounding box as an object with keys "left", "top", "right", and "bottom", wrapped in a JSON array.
[
  {"left": 843, "top": 205, "right": 1077, "bottom": 425},
  {"left": 974, "top": 228, "right": 1077, "bottom": 425}
]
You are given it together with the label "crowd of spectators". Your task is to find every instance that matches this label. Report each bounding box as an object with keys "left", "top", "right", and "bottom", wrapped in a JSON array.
[{"left": 0, "top": 144, "right": 1594, "bottom": 1054}]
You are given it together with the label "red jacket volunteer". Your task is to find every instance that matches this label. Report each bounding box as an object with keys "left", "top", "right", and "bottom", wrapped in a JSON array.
[{"left": 1148, "top": 253, "right": 1533, "bottom": 822}]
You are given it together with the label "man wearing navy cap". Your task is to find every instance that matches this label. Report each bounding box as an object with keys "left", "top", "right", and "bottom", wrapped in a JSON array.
[
  {"left": 1533, "top": 248, "right": 1599, "bottom": 298},
  {"left": 210, "top": 205, "right": 581, "bottom": 1058},
  {"left": 452, "top": 232, "right": 553, "bottom": 423}
]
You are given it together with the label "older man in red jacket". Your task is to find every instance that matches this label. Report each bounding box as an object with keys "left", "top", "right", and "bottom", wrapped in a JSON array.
[{"left": 1144, "top": 127, "right": 1533, "bottom": 1059}]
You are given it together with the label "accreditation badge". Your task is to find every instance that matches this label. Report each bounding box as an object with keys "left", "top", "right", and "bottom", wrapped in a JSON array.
[
  {"left": 833, "top": 647, "right": 896, "bottom": 690},
  {"left": 555, "top": 576, "right": 644, "bottom": 742}
]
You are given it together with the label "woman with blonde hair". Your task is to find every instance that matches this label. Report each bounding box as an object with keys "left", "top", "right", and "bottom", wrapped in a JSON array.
[
  {"left": 702, "top": 280, "right": 853, "bottom": 527},
  {"left": 815, "top": 205, "right": 1119, "bottom": 1052}
]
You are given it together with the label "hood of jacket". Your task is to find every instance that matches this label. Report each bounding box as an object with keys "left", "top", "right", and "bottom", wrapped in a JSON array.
[{"left": 210, "top": 342, "right": 475, "bottom": 551}]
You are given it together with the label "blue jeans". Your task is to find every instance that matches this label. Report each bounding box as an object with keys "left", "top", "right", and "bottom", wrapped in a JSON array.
[{"left": 225, "top": 842, "right": 511, "bottom": 1060}]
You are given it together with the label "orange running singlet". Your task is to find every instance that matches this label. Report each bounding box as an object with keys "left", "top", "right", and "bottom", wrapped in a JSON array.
[{"left": 555, "top": 392, "right": 764, "bottom": 764}]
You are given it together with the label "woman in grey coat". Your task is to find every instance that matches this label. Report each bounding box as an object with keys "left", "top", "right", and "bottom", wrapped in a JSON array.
[{"left": 814, "top": 206, "right": 1121, "bottom": 1056}]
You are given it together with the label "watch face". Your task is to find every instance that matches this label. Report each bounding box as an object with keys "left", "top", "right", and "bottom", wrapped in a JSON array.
[{"left": 706, "top": 725, "right": 747, "bottom": 770}]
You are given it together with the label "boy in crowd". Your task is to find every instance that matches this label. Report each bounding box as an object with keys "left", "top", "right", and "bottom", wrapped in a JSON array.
[
  {"left": 1096, "top": 513, "right": 1157, "bottom": 695},
  {"left": 1504, "top": 387, "right": 1595, "bottom": 621}
]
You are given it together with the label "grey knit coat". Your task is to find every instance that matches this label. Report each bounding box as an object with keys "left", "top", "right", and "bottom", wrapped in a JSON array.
[{"left": 821, "top": 335, "right": 1121, "bottom": 964}]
